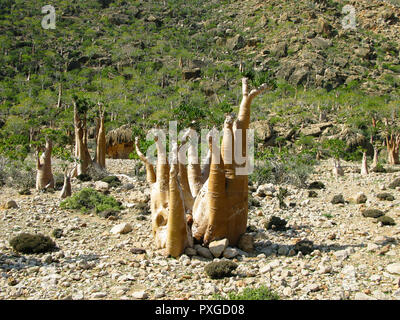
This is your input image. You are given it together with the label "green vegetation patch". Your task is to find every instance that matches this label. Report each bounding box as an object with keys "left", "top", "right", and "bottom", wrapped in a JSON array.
[
  {"left": 60, "top": 187, "right": 122, "bottom": 216},
  {"left": 214, "top": 286, "right": 280, "bottom": 300},
  {"left": 205, "top": 261, "right": 238, "bottom": 279},
  {"left": 10, "top": 233, "right": 56, "bottom": 254}
]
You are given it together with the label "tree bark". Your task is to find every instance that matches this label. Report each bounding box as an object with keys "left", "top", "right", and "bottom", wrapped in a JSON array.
[
  {"left": 361, "top": 152, "right": 369, "bottom": 175},
  {"left": 59, "top": 168, "right": 72, "bottom": 199},
  {"left": 36, "top": 139, "right": 54, "bottom": 191},
  {"left": 386, "top": 134, "right": 400, "bottom": 165}
]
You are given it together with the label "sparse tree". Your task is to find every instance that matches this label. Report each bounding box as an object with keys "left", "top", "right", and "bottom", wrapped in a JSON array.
[
  {"left": 136, "top": 78, "right": 268, "bottom": 256},
  {"left": 36, "top": 138, "right": 55, "bottom": 191}
]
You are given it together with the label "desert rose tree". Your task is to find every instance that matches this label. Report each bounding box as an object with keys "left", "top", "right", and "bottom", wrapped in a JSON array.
[
  {"left": 136, "top": 78, "right": 268, "bottom": 257},
  {"left": 71, "top": 96, "right": 107, "bottom": 177}
]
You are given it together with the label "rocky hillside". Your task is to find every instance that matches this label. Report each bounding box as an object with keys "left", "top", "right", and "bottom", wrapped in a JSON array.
[{"left": 1, "top": 0, "right": 400, "bottom": 133}]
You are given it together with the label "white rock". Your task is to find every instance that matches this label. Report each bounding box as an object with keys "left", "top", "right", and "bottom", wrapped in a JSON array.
[
  {"left": 132, "top": 290, "right": 148, "bottom": 299},
  {"left": 370, "top": 275, "right": 381, "bottom": 282},
  {"left": 92, "top": 292, "right": 107, "bottom": 298},
  {"left": 94, "top": 181, "right": 109, "bottom": 191},
  {"left": 110, "top": 223, "right": 132, "bottom": 235},
  {"left": 354, "top": 293, "right": 376, "bottom": 300},
  {"left": 372, "top": 290, "right": 387, "bottom": 300},
  {"left": 367, "top": 243, "right": 379, "bottom": 251},
  {"left": 334, "top": 249, "right": 349, "bottom": 260},
  {"left": 209, "top": 239, "right": 229, "bottom": 258},
  {"left": 72, "top": 291, "right": 84, "bottom": 300},
  {"left": 386, "top": 263, "right": 400, "bottom": 275},
  {"left": 154, "top": 289, "right": 165, "bottom": 298},
  {"left": 283, "top": 287, "right": 293, "bottom": 296}
]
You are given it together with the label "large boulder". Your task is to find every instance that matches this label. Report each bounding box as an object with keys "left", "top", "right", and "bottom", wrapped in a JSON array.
[{"left": 226, "top": 34, "right": 245, "bottom": 51}]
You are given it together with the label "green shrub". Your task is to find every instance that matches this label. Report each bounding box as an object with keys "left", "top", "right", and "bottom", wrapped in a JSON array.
[
  {"left": 76, "top": 173, "right": 92, "bottom": 182},
  {"left": 251, "top": 147, "right": 315, "bottom": 188},
  {"left": 205, "top": 261, "right": 238, "bottom": 279},
  {"left": 377, "top": 215, "right": 396, "bottom": 226},
  {"left": 60, "top": 187, "right": 122, "bottom": 216},
  {"left": 9, "top": 233, "right": 56, "bottom": 254},
  {"left": 214, "top": 286, "right": 280, "bottom": 300},
  {"left": 101, "top": 175, "right": 121, "bottom": 188}
]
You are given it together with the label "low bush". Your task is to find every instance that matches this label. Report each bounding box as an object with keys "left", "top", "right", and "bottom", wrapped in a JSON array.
[
  {"left": 101, "top": 175, "right": 121, "bottom": 188},
  {"left": 214, "top": 286, "right": 280, "bottom": 300},
  {"left": 250, "top": 147, "right": 315, "bottom": 188},
  {"left": 205, "top": 261, "right": 238, "bottom": 279},
  {"left": 9, "top": 233, "right": 56, "bottom": 254},
  {"left": 60, "top": 187, "right": 122, "bottom": 216}
]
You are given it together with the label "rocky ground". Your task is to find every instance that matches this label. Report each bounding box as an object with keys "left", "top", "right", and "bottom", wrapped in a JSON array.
[{"left": 1, "top": 158, "right": 400, "bottom": 300}]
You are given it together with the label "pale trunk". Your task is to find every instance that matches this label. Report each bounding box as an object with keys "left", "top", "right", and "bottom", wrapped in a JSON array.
[{"left": 36, "top": 139, "right": 54, "bottom": 190}]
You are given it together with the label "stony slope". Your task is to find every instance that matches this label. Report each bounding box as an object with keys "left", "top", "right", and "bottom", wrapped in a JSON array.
[{"left": 0, "top": 159, "right": 399, "bottom": 300}]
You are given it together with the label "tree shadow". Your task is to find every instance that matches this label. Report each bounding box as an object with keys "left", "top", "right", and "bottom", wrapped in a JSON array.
[{"left": 0, "top": 252, "right": 43, "bottom": 271}]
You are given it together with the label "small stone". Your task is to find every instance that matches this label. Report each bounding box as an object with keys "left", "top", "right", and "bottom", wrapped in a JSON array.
[
  {"left": 223, "top": 247, "right": 239, "bottom": 259},
  {"left": 4, "top": 200, "right": 18, "bottom": 209},
  {"left": 209, "top": 239, "right": 229, "bottom": 258},
  {"left": 92, "top": 292, "right": 107, "bottom": 299},
  {"left": 184, "top": 247, "right": 197, "bottom": 256},
  {"left": 355, "top": 193, "right": 367, "bottom": 204},
  {"left": 42, "top": 255, "right": 53, "bottom": 264},
  {"left": 130, "top": 248, "right": 146, "bottom": 254},
  {"left": 7, "top": 277, "right": 18, "bottom": 286},
  {"left": 110, "top": 223, "right": 132, "bottom": 235},
  {"left": 372, "top": 290, "right": 387, "bottom": 300},
  {"left": 367, "top": 243, "right": 380, "bottom": 251},
  {"left": 72, "top": 291, "right": 84, "bottom": 300},
  {"left": 354, "top": 292, "right": 376, "bottom": 300},
  {"left": 94, "top": 181, "right": 109, "bottom": 192},
  {"left": 331, "top": 194, "right": 345, "bottom": 204},
  {"left": 278, "top": 246, "right": 288, "bottom": 256},
  {"left": 283, "top": 287, "right": 292, "bottom": 296},
  {"left": 306, "top": 283, "right": 320, "bottom": 293},
  {"left": 197, "top": 247, "right": 213, "bottom": 259},
  {"left": 308, "top": 191, "right": 318, "bottom": 198},
  {"left": 388, "top": 178, "right": 400, "bottom": 189},
  {"left": 377, "top": 216, "right": 396, "bottom": 226},
  {"left": 334, "top": 249, "right": 349, "bottom": 260},
  {"left": 154, "top": 289, "right": 165, "bottom": 298},
  {"left": 377, "top": 193, "right": 395, "bottom": 201},
  {"left": 387, "top": 263, "right": 400, "bottom": 275},
  {"left": 362, "top": 209, "right": 384, "bottom": 218},
  {"left": 238, "top": 234, "right": 254, "bottom": 253},
  {"left": 132, "top": 290, "right": 148, "bottom": 299}
]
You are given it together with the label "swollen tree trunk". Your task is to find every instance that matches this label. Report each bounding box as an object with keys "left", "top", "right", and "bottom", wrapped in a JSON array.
[
  {"left": 36, "top": 139, "right": 54, "bottom": 191},
  {"left": 386, "top": 134, "right": 400, "bottom": 165},
  {"left": 193, "top": 78, "right": 268, "bottom": 246},
  {"left": 332, "top": 159, "right": 344, "bottom": 178},
  {"left": 137, "top": 77, "right": 267, "bottom": 256},
  {"left": 372, "top": 147, "right": 379, "bottom": 170},
  {"left": 94, "top": 104, "right": 106, "bottom": 169},
  {"left": 59, "top": 168, "right": 72, "bottom": 199},
  {"left": 166, "top": 144, "right": 192, "bottom": 257},
  {"left": 361, "top": 152, "right": 369, "bottom": 175},
  {"left": 73, "top": 103, "right": 92, "bottom": 176}
]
